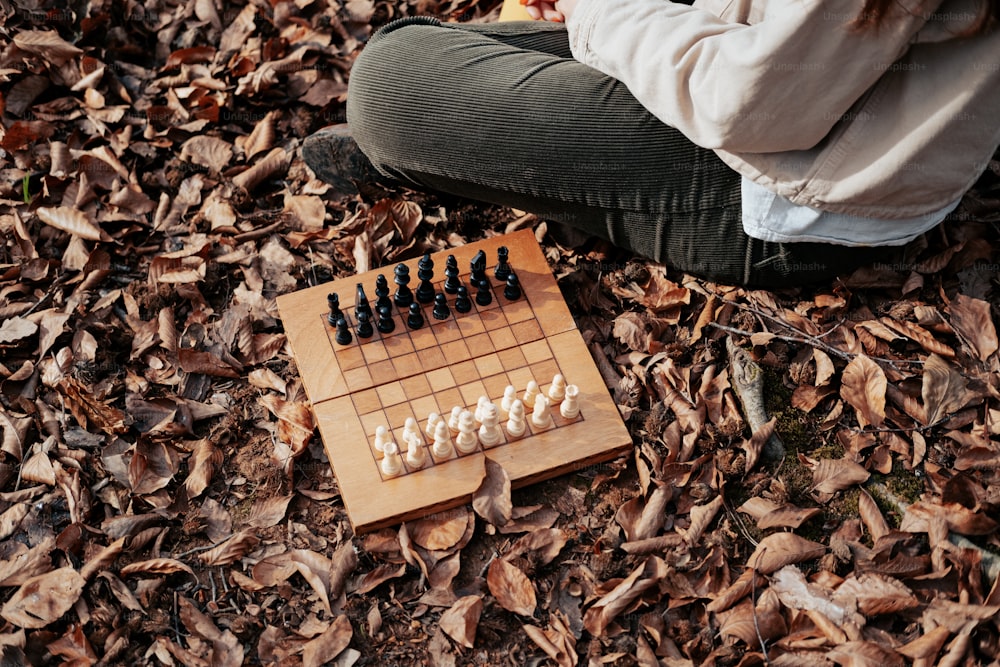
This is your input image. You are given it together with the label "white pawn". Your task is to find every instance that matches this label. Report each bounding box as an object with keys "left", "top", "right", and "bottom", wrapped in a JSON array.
[
  {"left": 455, "top": 410, "right": 478, "bottom": 454},
  {"left": 548, "top": 374, "right": 567, "bottom": 402},
  {"left": 474, "top": 396, "right": 490, "bottom": 424},
  {"left": 425, "top": 412, "right": 442, "bottom": 439},
  {"left": 402, "top": 417, "right": 421, "bottom": 446},
  {"left": 380, "top": 440, "right": 403, "bottom": 477},
  {"left": 506, "top": 399, "right": 526, "bottom": 437},
  {"left": 448, "top": 406, "right": 463, "bottom": 435},
  {"left": 523, "top": 380, "right": 539, "bottom": 409},
  {"left": 373, "top": 425, "right": 391, "bottom": 453},
  {"left": 432, "top": 420, "right": 455, "bottom": 459},
  {"left": 560, "top": 384, "right": 580, "bottom": 419},
  {"left": 500, "top": 385, "right": 517, "bottom": 413},
  {"left": 531, "top": 394, "right": 553, "bottom": 429},
  {"left": 405, "top": 432, "right": 427, "bottom": 469},
  {"left": 478, "top": 403, "right": 503, "bottom": 446}
]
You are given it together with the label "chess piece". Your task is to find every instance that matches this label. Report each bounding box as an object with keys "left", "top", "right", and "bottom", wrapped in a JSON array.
[
  {"left": 454, "top": 285, "right": 472, "bottom": 313},
  {"left": 416, "top": 252, "right": 435, "bottom": 304},
  {"left": 376, "top": 304, "right": 395, "bottom": 333},
  {"left": 405, "top": 432, "right": 427, "bottom": 468},
  {"left": 548, "top": 374, "right": 567, "bottom": 402},
  {"left": 474, "top": 396, "right": 490, "bottom": 424},
  {"left": 522, "top": 380, "right": 539, "bottom": 409},
  {"left": 355, "top": 310, "right": 374, "bottom": 338},
  {"left": 475, "top": 277, "right": 492, "bottom": 306},
  {"left": 560, "top": 384, "right": 580, "bottom": 419},
  {"left": 425, "top": 412, "right": 442, "bottom": 439},
  {"left": 327, "top": 293, "right": 343, "bottom": 326},
  {"left": 504, "top": 273, "right": 522, "bottom": 300},
  {"left": 455, "top": 410, "right": 478, "bottom": 454},
  {"left": 531, "top": 394, "right": 553, "bottom": 429},
  {"left": 447, "top": 406, "right": 463, "bottom": 435},
  {"left": 402, "top": 417, "right": 421, "bottom": 445},
  {"left": 470, "top": 249, "right": 487, "bottom": 285},
  {"left": 355, "top": 283, "right": 372, "bottom": 320},
  {"left": 374, "top": 274, "right": 391, "bottom": 312},
  {"left": 407, "top": 302, "right": 424, "bottom": 329},
  {"left": 373, "top": 425, "right": 391, "bottom": 453},
  {"left": 506, "top": 399, "right": 526, "bottom": 437},
  {"left": 444, "top": 255, "right": 460, "bottom": 294},
  {"left": 432, "top": 292, "right": 450, "bottom": 320},
  {"left": 334, "top": 317, "right": 352, "bottom": 345},
  {"left": 432, "top": 420, "right": 455, "bottom": 459},
  {"left": 380, "top": 440, "right": 403, "bottom": 477},
  {"left": 494, "top": 246, "right": 511, "bottom": 281},
  {"left": 478, "top": 403, "right": 502, "bottom": 446},
  {"left": 393, "top": 263, "right": 413, "bottom": 307},
  {"left": 500, "top": 385, "right": 517, "bottom": 413}
]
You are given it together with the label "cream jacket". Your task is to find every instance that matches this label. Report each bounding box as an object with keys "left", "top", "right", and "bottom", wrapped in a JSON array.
[{"left": 566, "top": 0, "right": 1000, "bottom": 219}]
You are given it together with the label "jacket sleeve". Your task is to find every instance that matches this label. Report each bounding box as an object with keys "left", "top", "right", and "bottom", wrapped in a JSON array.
[{"left": 565, "top": 0, "right": 937, "bottom": 152}]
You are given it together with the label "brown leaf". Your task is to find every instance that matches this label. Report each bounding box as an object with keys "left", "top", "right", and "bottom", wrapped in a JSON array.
[
  {"left": 896, "top": 625, "right": 951, "bottom": 663},
  {"left": 246, "top": 495, "right": 293, "bottom": 529},
  {"left": 120, "top": 558, "right": 195, "bottom": 577},
  {"left": 680, "top": 495, "right": 723, "bottom": 545},
  {"left": 232, "top": 146, "right": 289, "bottom": 191},
  {"left": 408, "top": 509, "right": 470, "bottom": 551},
  {"left": 0, "top": 317, "right": 37, "bottom": 344},
  {"left": 177, "top": 348, "right": 240, "bottom": 378},
  {"left": 1, "top": 567, "right": 85, "bottom": 628},
  {"left": 522, "top": 610, "right": 578, "bottom": 667},
  {"left": 178, "top": 596, "right": 243, "bottom": 667},
  {"left": 836, "top": 573, "right": 918, "bottom": 616},
  {"left": 839, "top": 354, "right": 886, "bottom": 428},
  {"left": 741, "top": 417, "right": 776, "bottom": 473},
  {"left": 439, "top": 595, "right": 483, "bottom": 649},
  {"left": 184, "top": 439, "right": 222, "bottom": 499},
  {"left": 473, "top": 458, "right": 512, "bottom": 528},
  {"left": 180, "top": 136, "right": 233, "bottom": 174},
  {"left": 12, "top": 30, "right": 84, "bottom": 65},
  {"left": 857, "top": 489, "right": 890, "bottom": 542},
  {"left": 487, "top": 559, "right": 536, "bottom": 617},
  {"left": 612, "top": 312, "right": 651, "bottom": 352},
  {"left": 36, "top": 206, "right": 108, "bottom": 242},
  {"left": 507, "top": 528, "right": 568, "bottom": 566},
  {"left": 80, "top": 537, "right": 125, "bottom": 581},
  {"left": 583, "top": 556, "right": 668, "bottom": 636},
  {"left": 718, "top": 589, "right": 786, "bottom": 646},
  {"left": 302, "top": 615, "right": 353, "bottom": 667},
  {"left": 47, "top": 624, "right": 97, "bottom": 663},
  {"left": 948, "top": 293, "right": 998, "bottom": 362},
  {"left": 199, "top": 531, "right": 260, "bottom": 566},
  {"left": 260, "top": 394, "right": 314, "bottom": 456},
  {"left": 809, "top": 455, "right": 870, "bottom": 499},
  {"left": 825, "top": 641, "right": 904, "bottom": 667},
  {"left": 746, "top": 534, "right": 826, "bottom": 574},
  {"left": 881, "top": 317, "right": 955, "bottom": 358},
  {"left": 920, "top": 353, "right": 969, "bottom": 425}
]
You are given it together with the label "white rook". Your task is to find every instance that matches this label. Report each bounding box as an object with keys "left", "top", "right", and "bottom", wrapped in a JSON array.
[{"left": 560, "top": 384, "right": 580, "bottom": 419}]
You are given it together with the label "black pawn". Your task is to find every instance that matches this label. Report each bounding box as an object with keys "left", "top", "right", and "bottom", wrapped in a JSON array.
[
  {"left": 355, "top": 283, "right": 372, "bottom": 320},
  {"left": 444, "top": 255, "right": 460, "bottom": 294},
  {"left": 475, "top": 277, "right": 492, "bottom": 306},
  {"left": 470, "top": 249, "right": 487, "bottom": 284},
  {"left": 415, "top": 252, "right": 435, "bottom": 304},
  {"left": 503, "top": 273, "right": 522, "bottom": 300},
  {"left": 376, "top": 305, "right": 395, "bottom": 334},
  {"left": 374, "top": 274, "right": 391, "bottom": 312},
  {"left": 356, "top": 310, "right": 374, "bottom": 339},
  {"left": 454, "top": 284, "right": 472, "bottom": 313},
  {"left": 432, "top": 293, "right": 451, "bottom": 320},
  {"left": 334, "top": 317, "right": 352, "bottom": 345},
  {"left": 327, "top": 293, "right": 343, "bottom": 326},
  {"left": 494, "top": 246, "right": 511, "bottom": 281},
  {"left": 407, "top": 302, "right": 424, "bottom": 329},
  {"left": 393, "top": 263, "right": 413, "bottom": 307}
]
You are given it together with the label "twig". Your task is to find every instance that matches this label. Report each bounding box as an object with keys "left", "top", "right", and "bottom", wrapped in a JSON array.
[
  {"left": 232, "top": 219, "right": 284, "bottom": 243},
  {"left": 751, "top": 566, "right": 771, "bottom": 664}
]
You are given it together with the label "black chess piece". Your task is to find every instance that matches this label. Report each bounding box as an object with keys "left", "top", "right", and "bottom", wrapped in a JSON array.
[
  {"left": 475, "top": 276, "right": 492, "bottom": 306},
  {"left": 355, "top": 310, "right": 374, "bottom": 338},
  {"left": 494, "top": 246, "right": 511, "bottom": 281},
  {"left": 334, "top": 316, "right": 352, "bottom": 345},
  {"left": 415, "top": 252, "right": 435, "bottom": 304},
  {"left": 376, "top": 304, "right": 395, "bottom": 334},
  {"left": 444, "top": 255, "right": 460, "bottom": 294},
  {"left": 374, "top": 274, "right": 391, "bottom": 312},
  {"left": 503, "top": 273, "right": 522, "bottom": 300},
  {"left": 470, "top": 249, "right": 487, "bottom": 285},
  {"left": 432, "top": 293, "right": 451, "bottom": 320},
  {"left": 393, "top": 263, "right": 413, "bottom": 307},
  {"left": 407, "top": 302, "right": 425, "bottom": 329},
  {"left": 454, "top": 284, "right": 472, "bottom": 313},
  {"left": 354, "top": 283, "right": 372, "bottom": 320},
  {"left": 327, "top": 293, "right": 342, "bottom": 326}
]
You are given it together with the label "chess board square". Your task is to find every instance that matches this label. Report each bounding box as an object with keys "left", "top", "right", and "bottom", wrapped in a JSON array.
[
  {"left": 425, "top": 367, "right": 456, "bottom": 392},
  {"left": 401, "top": 374, "right": 432, "bottom": 400},
  {"left": 433, "top": 318, "right": 462, "bottom": 344},
  {"left": 352, "top": 388, "right": 382, "bottom": 415},
  {"left": 473, "top": 290, "right": 501, "bottom": 313},
  {"left": 479, "top": 307, "right": 507, "bottom": 329},
  {"left": 451, "top": 360, "right": 479, "bottom": 385},
  {"left": 488, "top": 327, "right": 518, "bottom": 351},
  {"left": 521, "top": 339, "right": 551, "bottom": 364},
  {"left": 410, "top": 325, "right": 437, "bottom": 350},
  {"left": 457, "top": 314, "right": 486, "bottom": 337},
  {"left": 410, "top": 395, "right": 440, "bottom": 426},
  {"left": 440, "top": 339, "right": 471, "bottom": 363},
  {"left": 419, "top": 346, "right": 448, "bottom": 371},
  {"left": 503, "top": 298, "right": 535, "bottom": 324},
  {"left": 380, "top": 314, "right": 408, "bottom": 338},
  {"left": 385, "top": 402, "right": 415, "bottom": 428},
  {"left": 360, "top": 411, "right": 388, "bottom": 448},
  {"left": 369, "top": 360, "right": 397, "bottom": 385},
  {"left": 530, "top": 359, "right": 560, "bottom": 386},
  {"left": 459, "top": 380, "right": 489, "bottom": 407},
  {"left": 384, "top": 334, "right": 415, "bottom": 357},
  {"left": 466, "top": 333, "right": 494, "bottom": 356},
  {"left": 497, "top": 347, "right": 527, "bottom": 371},
  {"left": 506, "top": 367, "right": 536, "bottom": 395},
  {"left": 336, "top": 346, "right": 366, "bottom": 371},
  {"left": 391, "top": 352, "right": 421, "bottom": 378},
  {"left": 511, "top": 319, "right": 543, "bottom": 342},
  {"left": 344, "top": 366, "right": 374, "bottom": 392},
  {"left": 376, "top": 381, "right": 407, "bottom": 407},
  {"left": 434, "top": 387, "right": 464, "bottom": 414},
  {"left": 362, "top": 341, "right": 390, "bottom": 364},
  {"left": 482, "top": 373, "right": 511, "bottom": 400},
  {"left": 475, "top": 353, "right": 503, "bottom": 378}
]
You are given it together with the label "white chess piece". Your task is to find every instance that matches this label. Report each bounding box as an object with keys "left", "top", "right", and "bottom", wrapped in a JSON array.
[
  {"left": 432, "top": 420, "right": 455, "bottom": 459},
  {"left": 505, "top": 399, "right": 526, "bottom": 437},
  {"left": 560, "top": 384, "right": 580, "bottom": 419},
  {"left": 448, "top": 406, "right": 463, "bottom": 435},
  {"left": 380, "top": 440, "right": 403, "bottom": 477},
  {"left": 455, "top": 410, "right": 478, "bottom": 454},
  {"left": 425, "top": 412, "right": 442, "bottom": 439},
  {"left": 548, "top": 374, "right": 566, "bottom": 402},
  {"left": 478, "top": 403, "right": 502, "bottom": 446},
  {"left": 522, "top": 380, "right": 539, "bottom": 409},
  {"left": 402, "top": 417, "right": 421, "bottom": 446},
  {"left": 373, "top": 425, "right": 391, "bottom": 453},
  {"left": 531, "top": 394, "right": 553, "bottom": 429},
  {"left": 405, "top": 432, "right": 427, "bottom": 469},
  {"left": 474, "top": 396, "right": 490, "bottom": 424},
  {"left": 500, "top": 385, "right": 517, "bottom": 413}
]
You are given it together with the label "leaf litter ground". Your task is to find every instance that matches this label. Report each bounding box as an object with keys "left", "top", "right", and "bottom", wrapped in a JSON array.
[{"left": 1, "top": 1, "right": 1000, "bottom": 665}]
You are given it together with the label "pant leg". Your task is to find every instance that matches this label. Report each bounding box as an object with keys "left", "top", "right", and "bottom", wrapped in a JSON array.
[{"left": 347, "top": 18, "right": 889, "bottom": 286}]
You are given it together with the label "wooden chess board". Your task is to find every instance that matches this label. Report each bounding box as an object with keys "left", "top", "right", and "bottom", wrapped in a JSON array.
[{"left": 276, "top": 230, "right": 632, "bottom": 533}]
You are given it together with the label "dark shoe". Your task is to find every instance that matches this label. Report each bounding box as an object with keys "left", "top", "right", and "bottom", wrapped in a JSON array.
[{"left": 301, "top": 124, "right": 393, "bottom": 194}]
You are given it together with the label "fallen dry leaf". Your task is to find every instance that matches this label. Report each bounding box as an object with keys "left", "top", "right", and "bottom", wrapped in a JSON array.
[
  {"left": 747, "top": 534, "right": 826, "bottom": 575},
  {"left": 840, "top": 354, "right": 887, "bottom": 428},
  {"left": 487, "top": 559, "right": 536, "bottom": 617},
  {"left": 472, "top": 458, "right": 512, "bottom": 528},
  {"left": 1, "top": 567, "right": 85, "bottom": 629},
  {"left": 439, "top": 595, "right": 483, "bottom": 649},
  {"left": 302, "top": 615, "right": 353, "bottom": 667}
]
